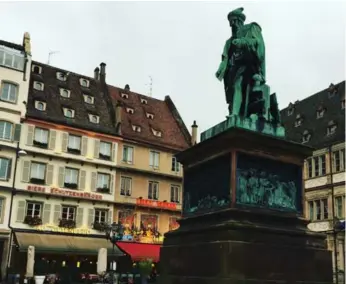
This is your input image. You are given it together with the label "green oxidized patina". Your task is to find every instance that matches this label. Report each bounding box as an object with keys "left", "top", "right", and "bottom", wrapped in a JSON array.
[{"left": 201, "top": 7, "right": 285, "bottom": 141}]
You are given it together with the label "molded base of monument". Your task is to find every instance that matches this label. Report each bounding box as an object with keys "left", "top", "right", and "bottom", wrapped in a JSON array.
[
  {"left": 200, "top": 115, "right": 285, "bottom": 142},
  {"left": 159, "top": 208, "right": 333, "bottom": 284}
]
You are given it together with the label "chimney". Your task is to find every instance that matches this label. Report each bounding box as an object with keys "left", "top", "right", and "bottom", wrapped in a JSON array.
[
  {"left": 115, "top": 102, "right": 122, "bottom": 134},
  {"left": 124, "top": 84, "right": 130, "bottom": 91},
  {"left": 100, "top": 62, "right": 106, "bottom": 84},
  {"left": 191, "top": 120, "right": 198, "bottom": 145},
  {"left": 94, "top": 67, "right": 100, "bottom": 80}
]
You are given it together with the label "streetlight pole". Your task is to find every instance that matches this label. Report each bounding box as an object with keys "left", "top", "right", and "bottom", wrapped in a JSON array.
[
  {"left": 6, "top": 141, "right": 27, "bottom": 279},
  {"left": 329, "top": 146, "right": 339, "bottom": 284},
  {"left": 105, "top": 222, "right": 124, "bottom": 284}
]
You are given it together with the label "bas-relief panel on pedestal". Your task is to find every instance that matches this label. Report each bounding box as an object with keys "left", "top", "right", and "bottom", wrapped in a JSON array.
[
  {"left": 236, "top": 152, "right": 302, "bottom": 212},
  {"left": 183, "top": 154, "right": 231, "bottom": 216}
]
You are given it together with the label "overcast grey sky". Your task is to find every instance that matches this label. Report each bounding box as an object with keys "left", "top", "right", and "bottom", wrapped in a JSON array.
[{"left": 1, "top": 1, "right": 345, "bottom": 135}]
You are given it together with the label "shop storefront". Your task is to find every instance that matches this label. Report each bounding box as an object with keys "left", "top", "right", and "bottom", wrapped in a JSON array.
[{"left": 9, "top": 230, "right": 128, "bottom": 282}]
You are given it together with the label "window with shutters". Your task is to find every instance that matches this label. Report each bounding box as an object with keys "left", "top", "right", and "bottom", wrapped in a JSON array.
[
  {"left": 61, "top": 205, "right": 76, "bottom": 228},
  {"left": 26, "top": 202, "right": 41, "bottom": 217},
  {"left": 30, "top": 162, "right": 46, "bottom": 184},
  {"left": 1, "top": 82, "right": 18, "bottom": 103},
  {"left": 170, "top": 185, "right": 180, "bottom": 203},
  {"left": 96, "top": 173, "right": 110, "bottom": 193},
  {"left": 33, "top": 128, "right": 49, "bottom": 148},
  {"left": 148, "top": 181, "right": 159, "bottom": 200},
  {"left": 68, "top": 134, "right": 81, "bottom": 154},
  {"left": 94, "top": 209, "right": 108, "bottom": 223},
  {"left": 122, "top": 146, "right": 133, "bottom": 164},
  {"left": 99, "top": 141, "right": 111, "bottom": 160},
  {"left": 171, "top": 157, "right": 180, "bottom": 172},
  {"left": 120, "top": 176, "right": 132, "bottom": 196},
  {"left": 0, "top": 157, "right": 11, "bottom": 180},
  {"left": 64, "top": 168, "right": 79, "bottom": 189},
  {"left": 149, "top": 151, "right": 160, "bottom": 169},
  {"left": 0, "top": 121, "right": 13, "bottom": 141}
]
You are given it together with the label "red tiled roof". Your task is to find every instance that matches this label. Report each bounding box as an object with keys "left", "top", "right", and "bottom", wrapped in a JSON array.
[
  {"left": 27, "top": 61, "right": 191, "bottom": 151},
  {"left": 108, "top": 85, "right": 191, "bottom": 151}
]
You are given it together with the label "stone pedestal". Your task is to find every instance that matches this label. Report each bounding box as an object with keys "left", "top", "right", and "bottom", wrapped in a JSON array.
[{"left": 159, "top": 126, "right": 333, "bottom": 284}]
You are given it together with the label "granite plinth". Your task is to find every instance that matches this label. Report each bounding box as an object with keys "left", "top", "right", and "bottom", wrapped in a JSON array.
[{"left": 159, "top": 126, "right": 333, "bottom": 284}]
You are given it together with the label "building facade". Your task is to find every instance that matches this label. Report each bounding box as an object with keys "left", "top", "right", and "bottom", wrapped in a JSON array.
[
  {"left": 281, "top": 81, "right": 345, "bottom": 282},
  {"left": 5, "top": 57, "right": 192, "bottom": 277},
  {"left": 0, "top": 33, "right": 32, "bottom": 280}
]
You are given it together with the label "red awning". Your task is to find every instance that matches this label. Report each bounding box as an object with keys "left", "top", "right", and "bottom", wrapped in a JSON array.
[{"left": 116, "top": 242, "right": 161, "bottom": 262}]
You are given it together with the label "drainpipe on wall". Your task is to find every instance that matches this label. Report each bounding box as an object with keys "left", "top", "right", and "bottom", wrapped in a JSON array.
[{"left": 329, "top": 146, "right": 339, "bottom": 284}]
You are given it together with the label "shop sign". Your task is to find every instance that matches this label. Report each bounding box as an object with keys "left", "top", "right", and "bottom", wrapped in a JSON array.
[
  {"left": 51, "top": 187, "right": 103, "bottom": 200},
  {"left": 36, "top": 224, "right": 91, "bottom": 234},
  {"left": 136, "top": 198, "right": 177, "bottom": 210},
  {"left": 307, "top": 221, "right": 331, "bottom": 232},
  {"left": 27, "top": 185, "right": 46, "bottom": 193}
]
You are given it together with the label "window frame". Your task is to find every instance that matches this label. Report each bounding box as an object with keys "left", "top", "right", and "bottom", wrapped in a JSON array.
[
  {"left": 30, "top": 162, "right": 46, "bottom": 184},
  {"left": 64, "top": 167, "right": 79, "bottom": 189},
  {"left": 120, "top": 176, "right": 132, "bottom": 196},
  {"left": 0, "top": 157, "right": 11, "bottom": 180},
  {"left": 148, "top": 181, "right": 159, "bottom": 200},
  {"left": 61, "top": 206, "right": 76, "bottom": 221},
  {"left": 99, "top": 141, "right": 112, "bottom": 160},
  {"left": 0, "top": 81, "right": 18, "bottom": 103},
  {"left": 170, "top": 185, "right": 180, "bottom": 203},
  {"left": 94, "top": 209, "right": 108, "bottom": 223},
  {"left": 33, "top": 127, "right": 49, "bottom": 148},
  {"left": 0, "top": 120, "right": 13, "bottom": 141},
  {"left": 149, "top": 150, "right": 160, "bottom": 169},
  {"left": 171, "top": 156, "right": 180, "bottom": 172},
  {"left": 0, "top": 47, "right": 25, "bottom": 70},
  {"left": 122, "top": 146, "right": 134, "bottom": 164},
  {"left": 26, "top": 202, "right": 42, "bottom": 217},
  {"left": 67, "top": 134, "right": 81, "bottom": 153}
]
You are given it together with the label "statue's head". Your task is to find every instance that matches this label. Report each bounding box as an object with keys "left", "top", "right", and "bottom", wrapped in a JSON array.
[{"left": 228, "top": 7, "right": 246, "bottom": 30}]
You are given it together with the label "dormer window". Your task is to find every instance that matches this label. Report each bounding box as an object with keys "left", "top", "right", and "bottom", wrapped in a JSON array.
[
  {"left": 83, "top": 94, "right": 94, "bottom": 104},
  {"left": 33, "top": 81, "right": 44, "bottom": 91},
  {"left": 132, "top": 125, "right": 141, "bottom": 132},
  {"left": 294, "top": 114, "right": 303, "bottom": 127},
  {"left": 327, "top": 120, "right": 337, "bottom": 136},
  {"left": 146, "top": 113, "right": 154, "bottom": 119},
  {"left": 152, "top": 128, "right": 162, "bottom": 137},
  {"left": 341, "top": 99, "right": 345, "bottom": 110},
  {"left": 80, "top": 78, "right": 89, "bottom": 88},
  {"left": 328, "top": 83, "right": 338, "bottom": 98},
  {"left": 126, "top": 108, "right": 134, "bottom": 114},
  {"left": 56, "top": 72, "right": 67, "bottom": 81},
  {"left": 287, "top": 106, "right": 294, "bottom": 116},
  {"left": 32, "top": 65, "right": 42, "bottom": 74},
  {"left": 88, "top": 114, "right": 99, "bottom": 124},
  {"left": 121, "top": 93, "right": 128, "bottom": 99},
  {"left": 316, "top": 107, "right": 325, "bottom": 119},
  {"left": 63, "top": 108, "right": 75, "bottom": 118},
  {"left": 141, "top": 98, "right": 148, "bottom": 105},
  {"left": 302, "top": 130, "right": 311, "bottom": 144},
  {"left": 35, "top": 101, "right": 46, "bottom": 111},
  {"left": 60, "top": 88, "right": 70, "bottom": 98}
]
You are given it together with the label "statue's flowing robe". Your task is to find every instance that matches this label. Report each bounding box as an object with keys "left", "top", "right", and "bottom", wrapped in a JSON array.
[{"left": 216, "top": 22, "right": 265, "bottom": 111}]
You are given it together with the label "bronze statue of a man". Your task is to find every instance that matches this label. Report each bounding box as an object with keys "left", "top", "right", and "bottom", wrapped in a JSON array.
[{"left": 216, "top": 7, "right": 266, "bottom": 117}]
